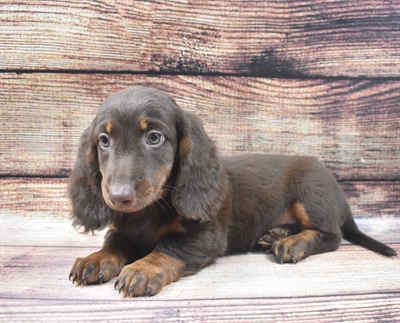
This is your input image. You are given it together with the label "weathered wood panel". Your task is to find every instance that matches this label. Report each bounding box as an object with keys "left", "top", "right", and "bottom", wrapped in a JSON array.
[
  {"left": 1, "top": 0, "right": 399, "bottom": 77},
  {"left": 1, "top": 178, "right": 398, "bottom": 219},
  {"left": 1, "top": 243, "right": 399, "bottom": 322},
  {"left": 1, "top": 73, "right": 399, "bottom": 179},
  {"left": 339, "top": 181, "right": 400, "bottom": 218},
  {"left": 0, "top": 178, "right": 68, "bottom": 220}
]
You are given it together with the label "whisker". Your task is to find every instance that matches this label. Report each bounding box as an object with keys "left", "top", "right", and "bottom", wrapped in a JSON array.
[
  {"left": 158, "top": 196, "right": 177, "bottom": 216},
  {"left": 161, "top": 185, "right": 181, "bottom": 193},
  {"left": 84, "top": 195, "right": 106, "bottom": 211},
  {"left": 153, "top": 198, "right": 167, "bottom": 214}
]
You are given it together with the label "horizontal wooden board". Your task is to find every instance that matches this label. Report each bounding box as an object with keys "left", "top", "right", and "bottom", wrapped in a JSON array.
[
  {"left": 1, "top": 178, "right": 398, "bottom": 220},
  {"left": 0, "top": 178, "right": 69, "bottom": 220},
  {"left": 1, "top": 73, "right": 399, "bottom": 180},
  {"left": 339, "top": 181, "right": 400, "bottom": 219},
  {"left": 1, "top": 0, "right": 399, "bottom": 77},
  {"left": 1, "top": 243, "right": 399, "bottom": 322}
]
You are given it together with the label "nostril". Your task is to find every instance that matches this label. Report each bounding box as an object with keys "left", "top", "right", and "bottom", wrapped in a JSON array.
[
  {"left": 122, "top": 199, "right": 132, "bottom": 206},
  {"left": 108, "top": 186, "right": 135, "bottom": 208}
]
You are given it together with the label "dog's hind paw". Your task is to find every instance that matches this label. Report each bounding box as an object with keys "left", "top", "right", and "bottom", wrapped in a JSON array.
[{"left": 258, "top": 224, "right": 301, "bottom": 253}]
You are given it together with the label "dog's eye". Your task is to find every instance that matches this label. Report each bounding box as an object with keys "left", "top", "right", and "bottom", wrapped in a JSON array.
[
  {"left": 98, "top": 134, "right": 110, "bottom": 148},
  {"left": 146, "top": 131, "right": 164, "bottom": 146}
]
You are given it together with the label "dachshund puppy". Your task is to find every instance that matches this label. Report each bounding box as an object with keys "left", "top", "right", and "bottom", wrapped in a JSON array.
[{"left": 69, "top": 86, "right": 396, "bottom": 297}]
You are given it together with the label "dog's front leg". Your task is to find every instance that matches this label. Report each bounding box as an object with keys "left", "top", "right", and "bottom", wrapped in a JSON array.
[
  {"left": 115, "top": 227, "right": 226, "bottom": 297},
  {"left": 69, "top": 229, "right": 135, "bottom": 285},
  {"left": 114, "top": 250, "right": 184, "bottom": 297}
]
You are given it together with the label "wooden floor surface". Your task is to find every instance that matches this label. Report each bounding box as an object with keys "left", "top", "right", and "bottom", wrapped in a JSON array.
[{"left": 1, "top": 215, "right": 399, "bottom": 323}]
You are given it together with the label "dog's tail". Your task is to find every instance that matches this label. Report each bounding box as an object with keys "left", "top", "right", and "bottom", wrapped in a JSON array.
[{"left": 341, "top": 210, "right": 397, "bottom": 257}]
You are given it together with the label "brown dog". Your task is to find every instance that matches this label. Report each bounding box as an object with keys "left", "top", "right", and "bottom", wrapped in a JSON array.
[{"left": 68, "top": 86, "right": 396, "bottom": 297}]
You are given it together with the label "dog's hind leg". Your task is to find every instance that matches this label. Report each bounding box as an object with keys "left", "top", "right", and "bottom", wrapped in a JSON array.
[
  {"left": 269, "top": 229, "right": 341, "bottom": 263},
  {"left": 258, "top": 224, "right": 301, "bottom": 253},
  {"left": 260, "top": 202, "right": 342, "bottom": 263}
]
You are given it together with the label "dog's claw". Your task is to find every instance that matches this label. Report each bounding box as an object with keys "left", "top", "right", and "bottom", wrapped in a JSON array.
[{"left": 128, "top": 285, "right": 135, "bottom": 296}]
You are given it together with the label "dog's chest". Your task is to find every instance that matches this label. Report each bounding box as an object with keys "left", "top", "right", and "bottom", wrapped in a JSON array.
[{"left": 112, "top": 212, "right": 184, "bottom": 255}]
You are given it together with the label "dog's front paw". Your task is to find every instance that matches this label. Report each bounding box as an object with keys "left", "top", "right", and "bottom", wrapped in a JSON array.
[
  {"left": 114, "top": 251, "right": 183, "bottom": 297},
  {"left": 69, "top": 250, "right": 124, "bottom": 285},
  {"left": 114, "top": 261, "right": 165, "bottom": 297}
]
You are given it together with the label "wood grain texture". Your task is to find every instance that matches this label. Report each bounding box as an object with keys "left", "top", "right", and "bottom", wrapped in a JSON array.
[
  {"left": 1, "top": 241, "right": 399, "bottom": 322},
  {"left": 1, "top": 178, "right": 398, "bottom": 220},
  {"left": 339, "top": 181, "right": 400, "bottom": 219},
  {"left": 1, "top": 0, "right": 399, "bottom": 77},
  {"left": 0, "top": 178, "right": 69, "bottom": 220},
  {"left": 1, "top": 73, "right": 399, "bottom": 179}
]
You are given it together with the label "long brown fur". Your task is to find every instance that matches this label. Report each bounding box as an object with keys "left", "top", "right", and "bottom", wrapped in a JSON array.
[{"left": 69, "top": 86, "right": 396, "bottom": 297}]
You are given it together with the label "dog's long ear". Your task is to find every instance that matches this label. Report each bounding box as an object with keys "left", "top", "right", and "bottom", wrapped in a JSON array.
[
  {"left": 171, "top": 110, "right": 228, "bottom": 222},
  {"left": 68, "top": 118, "right": 113, "bottom": 232}
]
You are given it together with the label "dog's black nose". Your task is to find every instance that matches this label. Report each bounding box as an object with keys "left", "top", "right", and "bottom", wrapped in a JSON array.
[{"left": 108, "top": 186, "right": 135, "bottom": 208}]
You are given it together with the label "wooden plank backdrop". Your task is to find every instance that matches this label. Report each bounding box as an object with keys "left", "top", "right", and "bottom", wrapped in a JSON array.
[
  {"left": 1, "top": 0, "right": 400, "bottom": 77},
  {"left": 1, "top": 74, "right": 399, "bottom": 218},
  {"left": 1, "top": 0, "right": 399, "bottom": 322},
  {"left": 1, "top": 73, "right": 399, "bottom": 179}
]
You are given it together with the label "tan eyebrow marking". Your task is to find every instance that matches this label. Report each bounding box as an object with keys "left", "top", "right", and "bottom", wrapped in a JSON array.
[
  {"left": 139, "top": 118, "right": 149, "bottom": 131},
  {"left": 105, "top": 120, "right": 113, "bottom": 133}
]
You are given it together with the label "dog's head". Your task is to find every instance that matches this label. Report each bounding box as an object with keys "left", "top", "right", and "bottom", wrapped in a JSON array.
[
  {"left": 94, "top": 86, "right": 182, "bottom": 213},
  {"left": 69, "top": 86, "right": 228, "bottom": 231}
]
